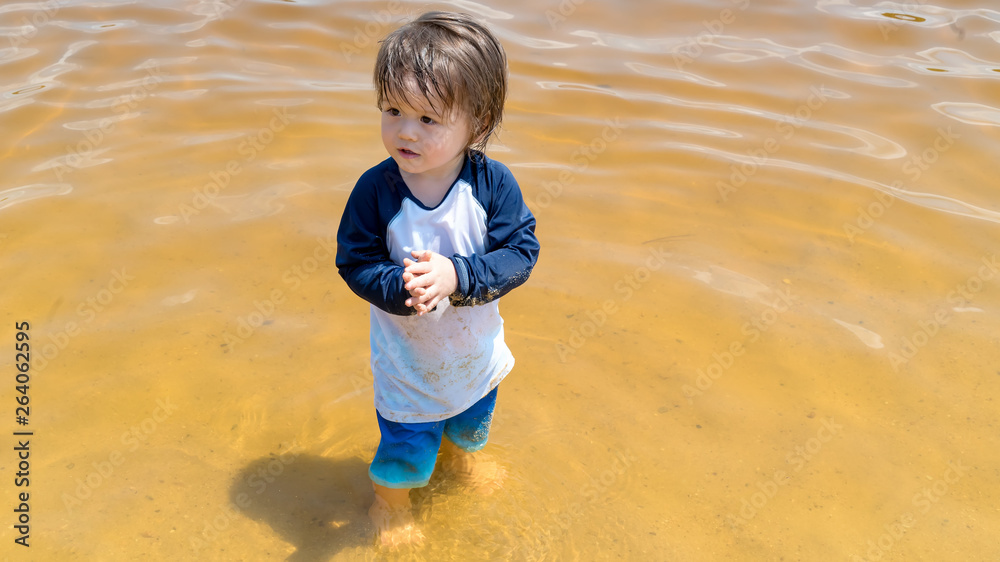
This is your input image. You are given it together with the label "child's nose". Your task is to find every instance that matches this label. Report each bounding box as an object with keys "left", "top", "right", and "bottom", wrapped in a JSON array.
[{"left": 398, "top": 119, "right": 419, "bottom": 141}]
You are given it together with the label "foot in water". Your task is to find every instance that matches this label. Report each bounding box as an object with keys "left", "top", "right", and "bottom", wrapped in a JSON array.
[
  {"left": 369, "top": 488, "right": 425, "bottom": 548},
  {"left": 438, "top": 438, "right": 507, "bottom": 495}
]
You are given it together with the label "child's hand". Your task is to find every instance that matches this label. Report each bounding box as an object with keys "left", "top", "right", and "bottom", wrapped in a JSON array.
[{"left": 402, "top": 250, "right": 457, "bottom": 315}]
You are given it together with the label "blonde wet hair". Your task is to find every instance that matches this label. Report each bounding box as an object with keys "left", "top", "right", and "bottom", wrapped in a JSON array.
[{"left": 374, "top": 11, "right": 508, "bottom": 152}]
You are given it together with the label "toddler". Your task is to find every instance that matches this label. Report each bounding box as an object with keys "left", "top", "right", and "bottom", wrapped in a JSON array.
[{"left": 335, "top": 11, "right": 539, "bottom": 546}]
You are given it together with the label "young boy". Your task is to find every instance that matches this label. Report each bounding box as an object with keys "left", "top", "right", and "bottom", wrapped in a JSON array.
[{"left": 335, "top": 12, "right": 539, "bottom": 546}]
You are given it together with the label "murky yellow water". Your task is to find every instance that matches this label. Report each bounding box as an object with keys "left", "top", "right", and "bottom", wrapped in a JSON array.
[{"left": 2, "top": 0, "right": 999, "bottom": 560}]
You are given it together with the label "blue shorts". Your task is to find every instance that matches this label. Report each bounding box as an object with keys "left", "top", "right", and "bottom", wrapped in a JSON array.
[{"left": 369, "top": 386, "right": 498, "bottom": 489}]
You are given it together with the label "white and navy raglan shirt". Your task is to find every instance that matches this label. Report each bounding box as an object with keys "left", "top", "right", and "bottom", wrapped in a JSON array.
[{"left": 336, "top": 151, "right": 539, "bottom": 423}]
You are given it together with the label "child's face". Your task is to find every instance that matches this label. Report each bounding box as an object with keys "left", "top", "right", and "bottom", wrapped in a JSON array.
[{"left": 380, "top": 84, "right": 473, "bottom": 182}]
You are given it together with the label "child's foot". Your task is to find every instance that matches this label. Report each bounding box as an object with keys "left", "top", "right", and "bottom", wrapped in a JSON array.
[
  {"left": 368, "top": 494, "right": 425, "bottom": 548},
  {"left": 439, "top": 442, "right": 507, "bottom": 495}
]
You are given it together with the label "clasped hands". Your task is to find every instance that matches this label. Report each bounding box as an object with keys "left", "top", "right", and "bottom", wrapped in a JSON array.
[{"left": 402, "top": 250, "right": 458, "bottom": 315}]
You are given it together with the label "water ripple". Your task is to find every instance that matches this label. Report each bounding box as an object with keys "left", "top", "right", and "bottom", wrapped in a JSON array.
[
  {"left": 31, "top": 148, "right": 113, "bottom": 173},
  {"left": 808, "top": 122, "right": 906, "bottom": 159},
  {"left": 931, "top": 101, "right": 1000, "bottom": 126},
  {"left": 651, "top": 121, "right": 741, "bottom": 139},
  {"left": 0, "top": 46, "right": 37, "bottom": 64},
  {"left": 626, "top": 61, "right": 726, "bottom": 87},
  {"left": 0, "top": 183, "right": 72, "bottom": 212},
  {"left": 570, "top": 28, "right": 1000, "bottom": 87},
  {"left": 0, "top": 96, "right": 32, "bottom": 114},
  {"left": 832, "top": 319, "right": 885, "bottom": 349},
  {"left": 62, "top": 112, "right": 132, "bottom": 131},
  {"left": 685, "top": 263, "right": 775, "bottom": 303},
  {"left": 537, "top": 80, "right": 902, "bottom": 158},
  {"left": 570, "top": 29, "right": 683, "bottom": 51},
  {"left": 710, "top": 36, "right": 919, "bottom": 87},
  {"left": 499, "top": 30, "right": 575, "bottom": 50},
  {"left": 910, "top": 47, "right": 1000, "bottom": 77},
  {"left": 816, "top": 1, "right": 1000, "bottom": 27},
  {"left": 441, "top": 1, "right": 513, "bottom": 19},
  {"left": 51, "top": 20, "right": 137, "bottom": 33},
  {"left": 664, "top": 142, "right": 1000, "bottom": 225}
]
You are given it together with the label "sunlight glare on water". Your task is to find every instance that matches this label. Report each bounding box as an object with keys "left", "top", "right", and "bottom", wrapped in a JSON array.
[{"left": 1, "top": 0, "right": 999, "bottom": 560}]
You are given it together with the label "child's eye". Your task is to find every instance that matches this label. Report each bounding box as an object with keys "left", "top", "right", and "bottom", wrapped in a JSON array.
[
  {"left": 385, "top": 108, "right": 400, "bottom": 116},
  {"left": 420, "top": 116, "right": 435, "bottom": 124}
]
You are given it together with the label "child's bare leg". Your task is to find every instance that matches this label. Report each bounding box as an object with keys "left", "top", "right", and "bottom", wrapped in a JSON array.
[
  {"left": 438, "top": 437, "right": 506, "bottom": 494},
  {"left": 369, "top": 483, "right": 425, "bottom": 547}
]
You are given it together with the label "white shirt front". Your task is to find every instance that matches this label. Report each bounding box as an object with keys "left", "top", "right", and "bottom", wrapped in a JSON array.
[{"left": 369, "top": 179, "right": 514, "bottom": 422}]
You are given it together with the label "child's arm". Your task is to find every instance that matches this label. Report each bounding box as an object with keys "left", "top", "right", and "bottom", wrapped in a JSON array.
[
  {"left": 336, "top": 176, "right": 415, "bottom": 316},
  {"left": 447, "top": 159, "right": 539, "bottom": 307}
]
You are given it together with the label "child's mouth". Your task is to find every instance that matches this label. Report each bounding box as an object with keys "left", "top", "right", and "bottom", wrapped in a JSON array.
[{"left": 398, "top": 148, "right": 419, "bottom": 159}]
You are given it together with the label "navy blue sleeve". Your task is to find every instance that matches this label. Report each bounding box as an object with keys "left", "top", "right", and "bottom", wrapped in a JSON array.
[
  {"left": 449, "top": 155, "right": 539, "bottom": 307},
  {"left": 336, "top": 164, "right": 416, "bottom": 316}
]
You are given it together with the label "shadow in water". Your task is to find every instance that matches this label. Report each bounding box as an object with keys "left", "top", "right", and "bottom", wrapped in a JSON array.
[{"left": 230, "top": 454, "right": 373, "bottom": 561}]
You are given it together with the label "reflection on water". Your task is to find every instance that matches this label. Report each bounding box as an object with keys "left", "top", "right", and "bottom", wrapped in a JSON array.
[{"left": 2, "top": 0, "right": 999, "bottom": 560}]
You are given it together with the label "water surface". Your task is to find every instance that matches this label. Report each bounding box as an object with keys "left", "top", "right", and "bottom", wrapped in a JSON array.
[{"left": 1, "top": 0, "right": 999, "bottom": 560}]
